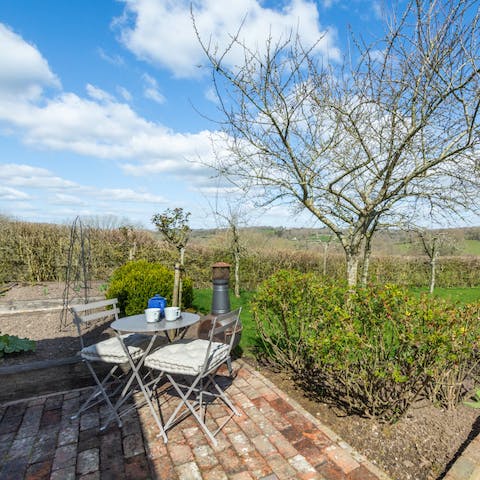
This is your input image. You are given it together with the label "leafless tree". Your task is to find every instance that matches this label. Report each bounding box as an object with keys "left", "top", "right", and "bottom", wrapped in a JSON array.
[
  {"left": 416, "top": 230, "right": 458, "bottom": 293},
  {"left": 152, "top": 208, "right": 191, "bottom": 307},
  {"left": 195, "top": 0, "right": 480, "bottom": 286},
  {"left": 210, "top": 194, "right": 250, "bottom": 297}
]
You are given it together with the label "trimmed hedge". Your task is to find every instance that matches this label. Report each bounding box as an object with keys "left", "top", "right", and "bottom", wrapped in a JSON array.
[
  {"left": 252, "top": 270, "right": 480, "bottom": 421},
  {"left": 105, "top": 260, "right": 193, "bottom": 315}
]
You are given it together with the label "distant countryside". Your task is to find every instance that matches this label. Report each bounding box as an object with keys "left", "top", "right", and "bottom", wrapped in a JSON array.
[{"left": 2, "top": 215, "right": 480, "bottom": 291}]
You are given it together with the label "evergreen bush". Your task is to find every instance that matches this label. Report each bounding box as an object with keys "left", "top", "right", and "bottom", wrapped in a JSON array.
[
  {"left": 252, "top": 270, "right": 480, "bottom": 421},
  {"left": 106, "top": 260, "right": 193, "bottom": 315}
]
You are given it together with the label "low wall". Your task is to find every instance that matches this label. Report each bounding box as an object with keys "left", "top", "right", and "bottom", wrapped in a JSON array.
[{"left": 0, "top": 356, "right": 108, "bottom": 404}]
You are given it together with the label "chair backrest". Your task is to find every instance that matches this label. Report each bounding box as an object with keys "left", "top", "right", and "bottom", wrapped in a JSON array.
[
  {"left": 70, "top": 298, "right": 120, "bottom": 349},
  {"left": 202, "top": 307, "right": 242, "bottom": 373}
]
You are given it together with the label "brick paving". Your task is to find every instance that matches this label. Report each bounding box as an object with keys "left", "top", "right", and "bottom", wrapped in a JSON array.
[{"left": 0, "top": 360, "right": 392, "bottom": 479}]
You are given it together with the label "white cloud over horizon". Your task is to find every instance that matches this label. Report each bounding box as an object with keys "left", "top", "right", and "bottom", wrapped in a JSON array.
[
  {"left": 116, "top": 0, "right": 341, "bottom": 78},
  {"left": 0, "top": 22, "right": 222, "bottom": 188},
  {"left": 0, "top": 24, "right": 60, "bottom": 101}
]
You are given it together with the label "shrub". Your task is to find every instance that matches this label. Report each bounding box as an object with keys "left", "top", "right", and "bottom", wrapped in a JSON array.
[
  {"left": 106, "top": 260, "right": 193, "bottom": 315},
  {"left": 252, "top": 270, "right": 480, "bottom": 422},
  {"left": 0, "top": 334, "right": 35, "bottom": 357}
]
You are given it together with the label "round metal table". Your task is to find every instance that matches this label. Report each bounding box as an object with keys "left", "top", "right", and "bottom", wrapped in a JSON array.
[{"left": 111, "top": 312, "right": 200, "bottom": 336}]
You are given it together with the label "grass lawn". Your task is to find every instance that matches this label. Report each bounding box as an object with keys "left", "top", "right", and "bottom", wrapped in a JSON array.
[
  {"left": 408, "top": 286, "right": 480, "bottom": 304},
  {"left": 193, "top": 285, "right": 480, "bottom": 356},
  {"left": 193, "top": 289, "right": 257, "bottom": 356}
]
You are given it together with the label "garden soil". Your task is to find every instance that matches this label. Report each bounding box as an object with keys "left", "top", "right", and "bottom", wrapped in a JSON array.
[{"left": 1, "top": 282, "right": 479, "bottom": 480}]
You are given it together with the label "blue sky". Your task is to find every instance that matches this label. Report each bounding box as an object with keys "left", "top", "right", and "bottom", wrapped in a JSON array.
[{"left": 0, "top": 0, "right": 384, "bottom": 229}]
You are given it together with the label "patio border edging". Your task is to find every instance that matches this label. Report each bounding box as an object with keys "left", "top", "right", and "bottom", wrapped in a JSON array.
[{"left": 238, "top": 359, "right": 393, "bottom": 480}]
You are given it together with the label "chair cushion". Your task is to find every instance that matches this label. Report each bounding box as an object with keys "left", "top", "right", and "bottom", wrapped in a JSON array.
[
  {"left": 144, "top": 339, "right": 230, "bottom": 376},
  {"left": 81, "top": 333, "right": 149, "bottom": 364}
]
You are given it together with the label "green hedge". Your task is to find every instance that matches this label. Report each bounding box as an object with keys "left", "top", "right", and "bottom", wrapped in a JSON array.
[
  {"left": 3, "top": 218, "right": 480, "bottom": 288},
  {"left": 106, "top": 260, "right": 193, "bottom": 315},
  {"left": 252, "top": 270, "right": 480, "bottom": 421}
]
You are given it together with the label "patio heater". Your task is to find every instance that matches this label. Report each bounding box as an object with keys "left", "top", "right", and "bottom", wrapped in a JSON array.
[
  {"left": 197, "top": 262, "right": 242, "bottom": 348},
  {"left": 211, "top": 262, "right": 231, "bottom": 314}
]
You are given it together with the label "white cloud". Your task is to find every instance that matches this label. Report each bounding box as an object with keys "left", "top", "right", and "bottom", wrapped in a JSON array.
[
  {"left": 0, "top": 164, "right": 76, "bottom": 189},
  {"left": 95, "top": 188, "right": 166, "bottom": 203},
  {"left": 1, "top": 163, "right": 167, "bottom": 210},
  {"left": 372, "top": 1, "right": 383, "bottom": 20},
  {"left": 0, "top": 22, "right": 221, "bottom": 186},
  {"left": 0, "top": 23, "right": 60, "bottom": 101},
  {"left": 116, "top": 0, "right": 341, "bottom": 78},
  {"left": 117, "top": 85, "right": 132, "bottom": 101},
  {"left": 52, "top": 193, "right": 87, "bottom": 206},
  {"left": 204, "top": 86, "right": 219, "bottom": 104},
  {"left": 86, "top": 84, "right": 115, "bottom": 103},
  {"left": 97, "top": 47, "right": 125, "bottom": 66},
  {"left": 0, "top": 186, "right": 30, "bottom": 200},
  {"left": 142, "top": 73, "right": 165, "bottom": 104}
]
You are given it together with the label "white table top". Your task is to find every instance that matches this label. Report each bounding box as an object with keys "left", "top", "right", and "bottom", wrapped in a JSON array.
[{"left": 111, "top": 312, "right": 201, "bottom": 334}]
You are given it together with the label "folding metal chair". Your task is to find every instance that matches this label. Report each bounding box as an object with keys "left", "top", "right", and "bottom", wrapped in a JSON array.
[
  {"left": 70, "top": 298, "right": 149, "bottom": 428},
  {"left": 144, "top": 307, "right": 242, "bottom": 445}
]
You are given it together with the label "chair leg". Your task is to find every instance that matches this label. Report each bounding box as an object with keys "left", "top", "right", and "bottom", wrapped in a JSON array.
[
  {"left": 226, "top": 357, "right": 234, "bottom": 377},
  {"left": 208, "top": 373, "right": 240, "bottom": 416},
  {"left": 71, "top": 364, "right": 120, "bottom": 421},
  {"left": 84, "top": 362, "right": 123, "bottom": 428}
]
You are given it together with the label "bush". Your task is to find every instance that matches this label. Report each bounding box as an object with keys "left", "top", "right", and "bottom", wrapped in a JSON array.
[
  {"left": 252, "top": 270, "right": 480, "bottom": 422},
  {"left": 0, "top": 334, "right": 35, "bottom": 357},
  {"left": 105, "top": 260, "right": 193, "bottom": 315}
]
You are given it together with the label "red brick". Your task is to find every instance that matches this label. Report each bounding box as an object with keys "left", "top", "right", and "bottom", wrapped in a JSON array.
[
  {"left": 169, "top": 442, "right": 194, "bottom": 465},
  {"left": 270, "top": 397, "right": 294, "bottom": 414},
  {"left": 269, "top": 432, "right": 298, "bottom": 459},
  {"left": 325, "top": 445, "right": 360, "bottom": 474},
  {"left": 234, "top": 416, "right": 262, "bottom": 438},
  {"left": 40, "top": 409, "right": 62, "bottom": 428},
  {"left": 24, "top": 459, "right": 52, "bottom": 480},
  {"left": 230, "top": 472, "right": 254, "bottom": 480},
  {"left": 348, "top": 465, "right": 383, "bottom": 480},
  {"left": 251, "top": 435, "right": 277, "bottom": 457},
  {"left": 192, "top": 444, "right": 219, "bottom": 469},
  {"left": 150, "top": 455, "right": 177, "bottom": 479},
  {"left": 317, "top": 459, "right": 348, "bottom": 479},
  {"left": 124, "top": 454, "right": 151, "bottom": 480},
  {"left": 281, "top": 425, "right": 301, "bottom": 443},
  {"left": 303, "top": 429, "right": 332, "bottom": 449},
  {"left": 240, "top": 449, "right": 272, "bottom": 478},
  {"left": 285, "top": 411, "right": 316, "bottom": 431},
  {"left": 265, "top": 452, "right": 298, "bottom": 478},
  {"left": 294, "top": 437, "right": 326, "bottom": 466},
  {"left": 202, "top": 465, "right": 229, "bottom": 480},
  {"left": 217, "top": 446, "right": 245, "bottom": 474}
]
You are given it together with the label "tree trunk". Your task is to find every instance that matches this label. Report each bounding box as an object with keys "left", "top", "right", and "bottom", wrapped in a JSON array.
[
  {"left": 346, "top": 252, "right": 360, "bottom": 287},
  {"left": 323, "top": 243, "right": 329, "bottom": 276},
  {"left": 360, "top": 238, "right": 373, "bottom": 287},
  {"left": 178, "top": 247, "right": 185, "bottom": 307},
  {"left": 429, "top": 258, "right": 436, "bottom": 294},
  {"left": 172, "top": 262, "right": 180, "bottom": 307},
  {"left": 234, "top": 251, "right": 240, "bottom": 298}
]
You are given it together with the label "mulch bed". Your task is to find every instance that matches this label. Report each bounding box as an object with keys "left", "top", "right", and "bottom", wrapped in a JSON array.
[{"left": 1, "top": 282, "right": 479, "bottom": 480}]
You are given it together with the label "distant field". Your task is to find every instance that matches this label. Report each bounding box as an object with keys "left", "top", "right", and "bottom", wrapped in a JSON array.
[
  {"left": 462, "top": 240, "right": 480, "bottom": 255},
  {"left": 408, "top": 286, "right": 480, "bottom": 304},
  {"left": 193, "top": 289, "right": 256, "bottom": 355}
]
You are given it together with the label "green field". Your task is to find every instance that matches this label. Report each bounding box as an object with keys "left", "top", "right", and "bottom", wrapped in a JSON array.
[
  {"left": 462, "top": 240, "right": 480, "bottom": 255},
  {"left": 193, "top": 286, "right": 480, "bottom": 357},
  {"left": 408, "top": 286, "right": 480, "bottom": 304},
  {"left": 193, "top": 289, "right": 257, "bottom": 355}
]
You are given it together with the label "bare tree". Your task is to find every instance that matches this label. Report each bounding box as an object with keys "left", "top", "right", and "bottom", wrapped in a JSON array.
[
  {"left": 416, "top": 230, "right": 458, "bottom": 293},
  {"left": 195, "top": 0, "right": 480, "bottom": 286},
  {"left": 210, "top": 195, "right": 249, "bottom": 297},
  {"left": 152, "top": 208, "right": 191, "bottom": 307}
]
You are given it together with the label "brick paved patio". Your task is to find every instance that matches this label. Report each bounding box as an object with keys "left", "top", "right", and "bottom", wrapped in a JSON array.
[{"left": 0, "top": 360, "right": 390, "bottom": 479}]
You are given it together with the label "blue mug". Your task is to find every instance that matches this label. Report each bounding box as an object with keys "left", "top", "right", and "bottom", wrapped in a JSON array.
[{"left": 147, "top": 294, "right": 167, "bottom": 318}]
